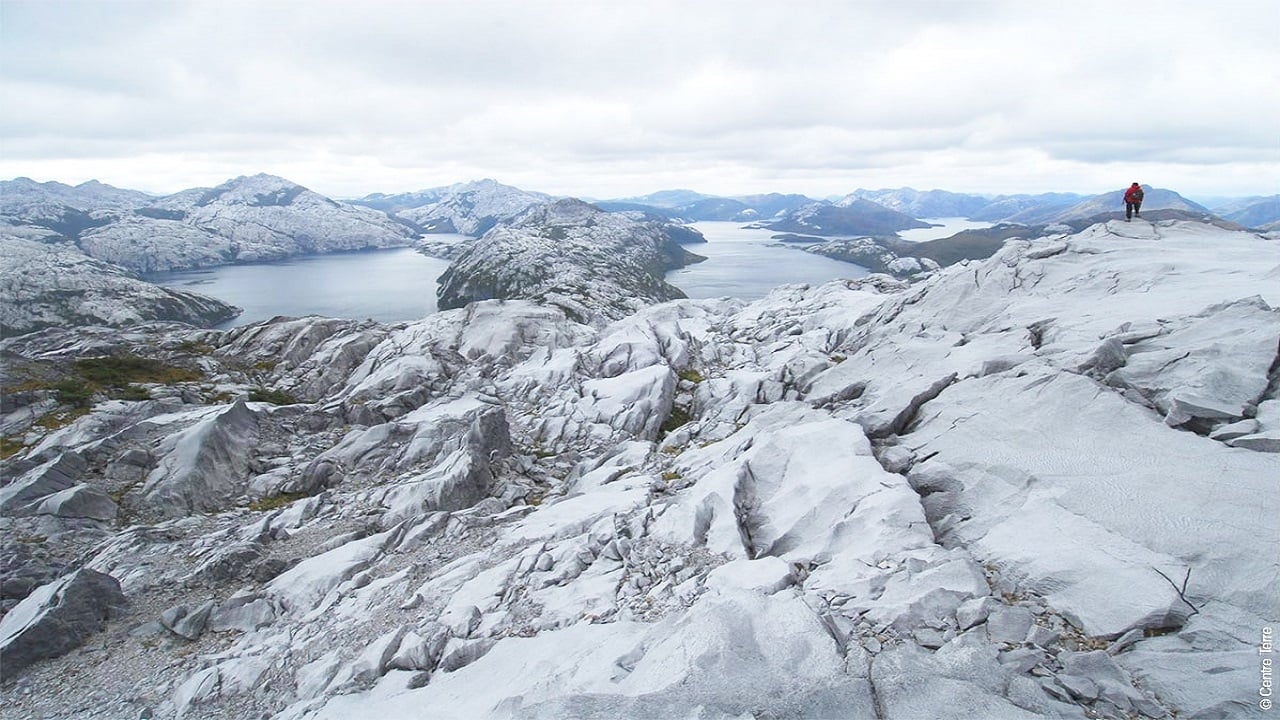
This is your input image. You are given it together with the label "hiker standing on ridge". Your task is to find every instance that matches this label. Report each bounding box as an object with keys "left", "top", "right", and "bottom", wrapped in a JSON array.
[{"left": 1124, "top": 182, "right": 1144, "bottom": 221}]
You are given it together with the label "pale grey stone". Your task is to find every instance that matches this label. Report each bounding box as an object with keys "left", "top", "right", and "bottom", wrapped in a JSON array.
[
  {"left": 999, "top": 647, "right": 1046, "bottom": 674},
  {"left": 986, "top": 605, "right": 1034, "bottom": 644},
  {"left": 1060, "top": 649, "right": 1149, "bottom": 711},
  {"left": 0, "top": 453, "right": 87, "bottom": 516},
  {"left": 209, "top": 598, "right": 276, "bottom": 633},
  {"left": 1208, "top": 418, "right": 1259, "bottom": 441},
  {"left": 876, "top": 445, "right": 915, "bottom": 474},
  {"left": 956, "top": 596, "right": 1000, "bottom": 631},
  {"left": 34, "top": 484, "right": 117, "bottom": 521},
  {"left": 1026, "top": 624, "right": 1059, "bottom": 648},
  {"left": 142, "top": 399, "right": 260, "bottom": 518},
  {"left": 1107, "top": 627, "right": 1144, "bottom": 655},
  {"left": 1057, "top": 674, "right": 1099, "bottom": 701},
  {"left": 1227, "top": 432, "right": 1280, "bottom": 452},
  {"left": 389, "top": 627, "right": 449, "bottom": 672},
  {"left": 0, "top": 569, "right": 126, "bottom": 676},
  {"left": 159, "top": 604, "right": 188, "bottom": 631},
  {"left": 1077, "top": 337, "right": 1127, "bottom": 377},
  {"left": 437, "top": 637, "right": 499, "bottom": 673},
  {"left": 913, "top": 628, "right": 947, "bottom": 649},
  {"left": 170, "top": 600, "right": 215, "bottom": 640}
]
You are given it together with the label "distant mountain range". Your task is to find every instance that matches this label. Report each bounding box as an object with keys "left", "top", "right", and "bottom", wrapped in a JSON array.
[
  {"left": 352, "top": 179, "right": 554, "bottom": 236},
  {"left": 2, "top": 172, "right": 1276, "bottom": 337},
  {"left": 597, "top": 186, "right": 1279, "bottom": 230}
]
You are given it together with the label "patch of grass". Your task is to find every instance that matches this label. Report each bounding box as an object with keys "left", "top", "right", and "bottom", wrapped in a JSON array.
[
  {"left": 659, "top": 405, "right": 691, "bottom": 436},
  {"left": 40, "top": 353, "right": 205, "bottom": 407},
  {"left": 34, "top": 407, "right": 91, "bottom": 430},
  {"left": 252, "top": 360, "right": 278, "bottom": 372},
  {"left": 0, "top": 436, "right": 26, "bottom": 459},
  {"left": 117, "top": 385, "right": 152, "bottom": 401},
  {"left": 661, "top": 470, "right": 682, "bottom": 482},
  {"left": 2, "top": 378, "right": 49, "bottom": 394},
  {"left": 174, "top": 339, "right": 216, "bottom": 355},
  {"left": 54, "top": 378, "right": 95, "bottom": 407},
  {"left": 109, "top": 479, "right": 142, "bottom": 505},
  {"left": 74, "top": 354, "right": 201, "bottom": 387},
  {"left": 676, "top": 368, "right": 704, "bottom": 384},
  {"left": 247, "top": 492, "right": 310, "bottom": 512},
  {"left": 248, "top": 387, "right": 299, "bottom": 405}
]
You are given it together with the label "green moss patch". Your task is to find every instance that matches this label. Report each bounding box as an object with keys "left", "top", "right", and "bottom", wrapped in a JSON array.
[
  {"left": 248, "top": 492, "right": 310, "bottom": 511},
  {"left": 659, "top": 405, "right": 691, "bottom": 437},
  {"left": 248, "top": 387, "right": 300, "bottom": 405},
  {"left": 676, "top": 368, "right": 704, "bottom": 384},
  {"left": 0, "top": 436, "right": 27, "bottom": 459},
  {"left": 74, "top": 354, "right": 202, "bottom": 387}
]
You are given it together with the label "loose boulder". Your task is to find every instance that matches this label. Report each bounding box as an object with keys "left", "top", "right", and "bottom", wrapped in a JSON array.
[{"left": 0, "top": 568, "right": 127, "bottom": 677}]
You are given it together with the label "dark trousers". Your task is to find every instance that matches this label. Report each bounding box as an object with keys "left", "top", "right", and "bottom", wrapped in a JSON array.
[{"left": 1125, "top": 201, "right": 1142, "bottom": 219}]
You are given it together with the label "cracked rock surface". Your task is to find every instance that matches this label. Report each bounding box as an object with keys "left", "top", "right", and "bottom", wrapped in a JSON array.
[{"left": 0, "top": 218, "right": 1277, "bottom": 719}]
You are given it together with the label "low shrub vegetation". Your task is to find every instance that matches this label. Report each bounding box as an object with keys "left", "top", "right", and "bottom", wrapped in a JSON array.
[
  {"left": 74, "top": 354, "right": 201, "bottom": 387},
  {"left": 248, "top": 387, "right": 300, "bottom": 405},
  {"left": 248, "top": 492, "right": 310, "bottom": 511}
]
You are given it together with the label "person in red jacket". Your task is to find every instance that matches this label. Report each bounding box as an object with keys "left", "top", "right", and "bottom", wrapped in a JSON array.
[{"left": 1124, "top": 182, "right": 1144, "bottom": 221}]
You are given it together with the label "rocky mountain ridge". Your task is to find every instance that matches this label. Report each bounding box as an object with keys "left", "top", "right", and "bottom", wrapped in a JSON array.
[
  {"left": 0, "top": 237, "right": 240, "bottom": 336},
  {"left": 353, "top": 179, "right": 555, "bottom": 236},
  {"left": 0, "top": 217, "right": 1276, "bottom": 719},
  {"left": 0, "top": 175, "right": 416, "bottom": 275}
]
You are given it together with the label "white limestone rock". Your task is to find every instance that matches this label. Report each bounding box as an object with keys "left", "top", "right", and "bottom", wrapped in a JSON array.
[
  {"left": 1104, "top": 296, "right": 1279, "bottom": 429},
  {"left": 0, "top": 217, "right": 1275, "bottom": 719},
  {"left": 0, "top": 235, "right": 239, "bottom": 335},
  {"left": 34, "top": 484, "right": 118, "bottom": 521},
  {"left": 703, "top": 557, "right": 794, "bottom": 595},
  {"left": 0, "top": 452, "right": 87, "bottom": 516},
  {"left": 0, "top": 568, "right": 127, "bottom": 676},
  {"left": 266, "top": 526, "right": 402, "bottom": 615},
  {"left": 141, "top": 398, "right": 261, "bottom": 518},
  {"left": 78, "top": 214, "right": 234, "bottom": 272}
]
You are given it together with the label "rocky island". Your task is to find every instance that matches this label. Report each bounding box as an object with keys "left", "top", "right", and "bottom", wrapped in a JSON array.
[{"left": 437, "top": 198, "right": 706, "bottom": 323}]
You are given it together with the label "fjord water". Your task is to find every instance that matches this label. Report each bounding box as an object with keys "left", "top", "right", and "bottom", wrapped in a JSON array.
[
  {"left": 666, "top": 221, "right": 870, "bottom": 299},
  {"left": 148, "top": 222, "right": 899, "bottom": 328},
  {"left": 146, "top": 246, "right": 455, "bottom": 328}
]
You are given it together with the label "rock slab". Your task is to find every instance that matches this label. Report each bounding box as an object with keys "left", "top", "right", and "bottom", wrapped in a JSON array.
[{"left": 0, "top": 569, "right": 127, "bottom": 677}]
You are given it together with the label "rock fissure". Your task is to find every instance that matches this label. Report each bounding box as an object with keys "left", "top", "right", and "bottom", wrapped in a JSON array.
[{"left": 1, "top": 218, "right": 1277, "bottom": 719}]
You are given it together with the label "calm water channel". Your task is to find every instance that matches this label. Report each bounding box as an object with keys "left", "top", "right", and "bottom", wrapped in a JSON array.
[{"left": 150, "top": 220, "right": 977, "bottom": 328}]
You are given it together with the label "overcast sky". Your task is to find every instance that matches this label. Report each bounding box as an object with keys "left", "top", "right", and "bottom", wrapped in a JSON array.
[{"left": 2, "top": 0, "right": 1277, "bottom": 200}]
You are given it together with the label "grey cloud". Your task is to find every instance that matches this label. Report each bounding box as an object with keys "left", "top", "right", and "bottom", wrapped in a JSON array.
[{"left": 1, "top": 0, "right": 1277, "bottom": 198}]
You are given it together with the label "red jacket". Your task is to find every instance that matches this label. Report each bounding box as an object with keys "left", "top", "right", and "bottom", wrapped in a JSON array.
[{"left": 1124, "top": 185, "right": 1144, "bottom": 204}]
